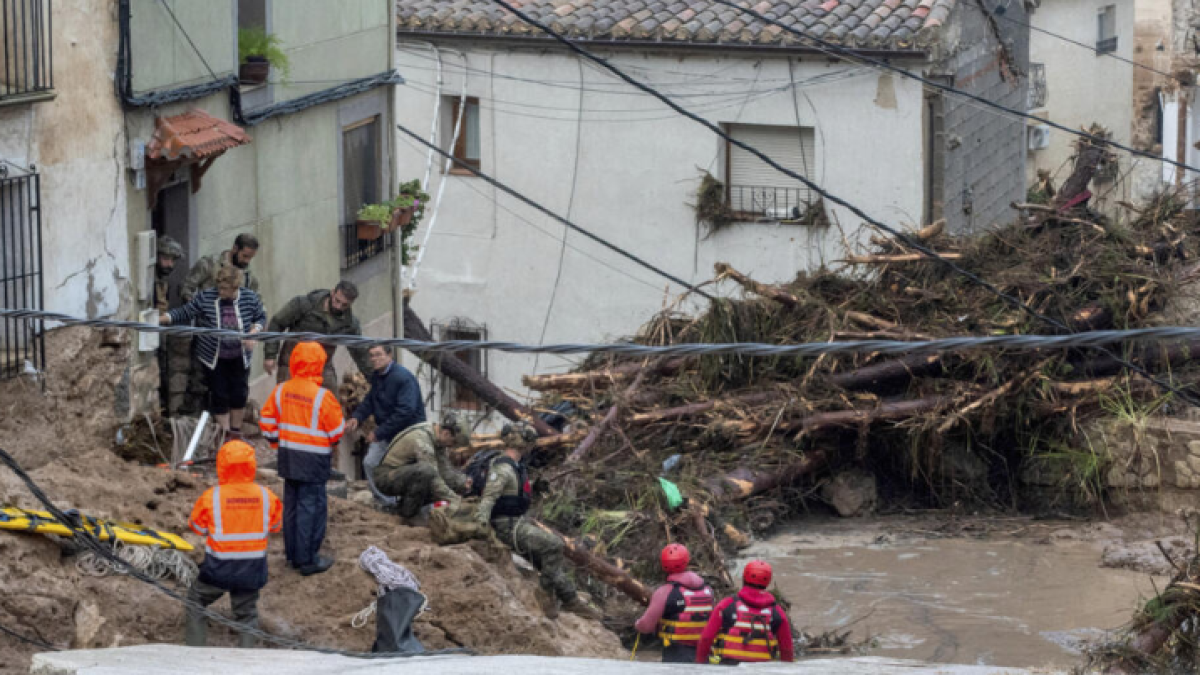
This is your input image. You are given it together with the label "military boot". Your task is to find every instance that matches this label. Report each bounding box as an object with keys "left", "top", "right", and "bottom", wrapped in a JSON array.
[
  {"left": 561, "top": 596, "right": 603, "bottom": 621},
  {"left": 536, "top": 588, "right": 559, "bottom": 620}
]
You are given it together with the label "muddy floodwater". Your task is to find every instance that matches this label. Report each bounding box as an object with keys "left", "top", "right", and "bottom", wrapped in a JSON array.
[{"left": 747, "top": 518, "right": 1164, "bottom": 669}]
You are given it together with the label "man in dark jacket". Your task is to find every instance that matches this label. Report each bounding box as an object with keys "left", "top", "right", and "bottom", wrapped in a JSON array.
[
  {"left": 262, "top": 281, "right": 372, "bottom": 391},
  {"left": 345, "top": 345, "right": 426, "bottom": 504}
]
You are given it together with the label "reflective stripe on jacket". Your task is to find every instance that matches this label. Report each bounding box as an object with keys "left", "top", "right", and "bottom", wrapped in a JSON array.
[
  {"left": 259, "top": 341, "right": 344, "bottom": 482},
  {"left": 188, "top": 441, "right": 282, "bottom": 592},
  {"left": 658, "top": 582, "right": 715, "bottom": 646},
  {"left": 712, "top": 600, "right": 782, "bottom": 662}
]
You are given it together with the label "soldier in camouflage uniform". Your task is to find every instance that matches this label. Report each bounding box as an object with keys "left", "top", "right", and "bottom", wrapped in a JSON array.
[
  {"left": 153, "top": 235, "right": 184, "bottom": 312},
  {"left": 155, "top": 236, "right": 186, "bottom": 414},
  {"left": 172, "top": 234, "right": 260, "bottom": 415},
  {"left": 475, "top": 422, "right": 603, "bottom": 621},
  {"left": 262, "top": 281, "right": 372, "bottom": 392},
  {"left": 373, "top": 413, "right": 472, "bottom": 518}
]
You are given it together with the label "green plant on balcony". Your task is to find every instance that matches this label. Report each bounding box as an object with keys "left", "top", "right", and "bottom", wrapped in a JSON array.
[
  {"left": 355, "top": 180, "right": 431, "bottom": 261},
  {"left": 237, "top": 27, "right": 290, "bottom": 85}
]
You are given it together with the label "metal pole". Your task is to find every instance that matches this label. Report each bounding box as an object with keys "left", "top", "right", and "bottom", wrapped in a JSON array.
[{"left": 181, "top": 411, "right": 210, "bottom": 465}]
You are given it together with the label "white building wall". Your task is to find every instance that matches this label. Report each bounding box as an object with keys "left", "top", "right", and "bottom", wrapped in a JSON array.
[
  {"left": 1027, "top": 0, "right": 1138, "bottom": 211},
  {"left": 394, "top": 43, "right": 926, "bottom": 413}
]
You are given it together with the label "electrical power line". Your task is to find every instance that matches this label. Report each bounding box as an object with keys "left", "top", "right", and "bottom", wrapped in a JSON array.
[
  {"left": 0, "top": 621, "right": 60, "bottom": 652},
  {"left": 480, "top": 0, "right": 1200, "bottom": 406},
  {"left": 8, "top": 307, "right": 1200, "bottom": 359},
  {"left": 708, "top": 0, "right": 1199, "bottom": 175},
  {"left": 394, "top": 122, "right": 713, "bottom": 299},
  {"left": 155, "top": 0, "right": 221, "bottom": 82}
]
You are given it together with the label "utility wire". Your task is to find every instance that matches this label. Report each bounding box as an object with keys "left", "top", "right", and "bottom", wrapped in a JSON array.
[
  {"left": 970, "top": 1, "right": 1178, "bottom": 81},
  {"left": 9, "top": 308, "right": 1200, "bottom": 359},
  {"left": 481, "top": 0, "right": 1200, "bottom": 406},
  {"left": 707, "top": 0, "right": 1199, "bottom": 174},
  {"left": 394, "top": 122, "right": 713, "bottom": 299},
  {"left": 0, "top": 621, "right": 60, "bottom": 652},
  {"left": 0, "top": 447, "right": 472, "bottom": 660},
  {"left": 155, "top": 0, "right": 221, "bottom": 82}
]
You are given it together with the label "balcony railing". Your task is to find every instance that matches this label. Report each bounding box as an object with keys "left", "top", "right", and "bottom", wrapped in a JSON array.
[
  {"left": 728, "top": 185, "right": 812, "bottom": 220},
  {"left": 1, "top": 0, "right": 52, "bottom": 101},
  {"left": 0, "top": 164, "right": 44, "bottom": 379},
  {"left": 340, "top": 222, "right": 394, "bottom": 270},
  {"left": 1096, "top": 36, "right": 1118, "bottom": 54},
  {"left": 1028, "top": 62, "right": 1047, "bottom": 110}
]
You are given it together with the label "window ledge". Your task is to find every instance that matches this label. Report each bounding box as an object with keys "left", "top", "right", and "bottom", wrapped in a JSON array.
[
  {"left": 0, "top": 89, "right": 56, "bottom": 108},
  {"left": 447, "top": 166, "right": 479, "bottom": 176}
]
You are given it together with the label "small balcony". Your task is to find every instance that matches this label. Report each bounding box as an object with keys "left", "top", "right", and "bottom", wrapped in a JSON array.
[
  {"left": 728, "top": 185, "right": 813, "bottom": 221},
  {"left": 339, "top": 222, "right": 394, "bottom": 270},
  {"left": 1028, "top": 62, "right": 1047, "bottom": 110}
]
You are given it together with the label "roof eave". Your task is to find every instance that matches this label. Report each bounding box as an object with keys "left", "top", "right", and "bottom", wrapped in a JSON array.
[{"left": 394, "top": 28, "right": 932, "bottom": 59}]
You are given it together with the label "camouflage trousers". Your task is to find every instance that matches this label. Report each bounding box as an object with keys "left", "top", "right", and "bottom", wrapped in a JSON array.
[
  {"left": 492, "top": 516, "right": 577, "bottom": 604},
  {"left": 160, "top": 335, "right": 206, "bottom": 416},
  {"left": 373, "top": 463, "right": 458, "bottom": 518}
]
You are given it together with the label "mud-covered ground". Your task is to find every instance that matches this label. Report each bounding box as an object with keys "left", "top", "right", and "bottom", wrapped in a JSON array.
[{"left": 0, "top": 449, "right": 625, "bottom": 675}]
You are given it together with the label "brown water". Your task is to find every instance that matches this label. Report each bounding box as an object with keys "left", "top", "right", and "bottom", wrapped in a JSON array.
[{"left": 748, "top": 521, "right": 1162, "bottom": 669}]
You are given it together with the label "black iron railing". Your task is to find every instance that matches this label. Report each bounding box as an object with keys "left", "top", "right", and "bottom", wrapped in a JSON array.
[
  {"left": 340, "top": 222, "right": 393, "bottom": 270},
  {"left": 1096, "top": 36, "right": 1118, "bottom": 54},
  {"left": 728, "top": 185, "right": 812, "bottom": 220},
  {"left": 2, "top": 0, "right": 53, "bottom": 100},
  {"left": 0, "top": 165, "right": 44, "bottom": 378}
]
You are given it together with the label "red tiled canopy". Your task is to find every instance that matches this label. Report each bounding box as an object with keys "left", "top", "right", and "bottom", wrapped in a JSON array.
[{"left": 146, "top": 109, "right": 251, "bottom": 163}]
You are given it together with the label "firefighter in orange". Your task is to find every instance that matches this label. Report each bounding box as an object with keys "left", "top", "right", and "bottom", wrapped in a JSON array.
[
  {"left": 185, "top": 440, "right": 283, "bottom": 647},
  {"left": 259, "top": 341, "right": 344, "bottom": 576},
  {"left": 634, "top": 544, "right": 715, "bottom": 663},
  {"left": 695, "top": 560, "right": 795, "bottom": 665}
]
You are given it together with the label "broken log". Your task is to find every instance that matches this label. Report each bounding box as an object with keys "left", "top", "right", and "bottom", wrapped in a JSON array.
[
  {"left": 451, "top": 429, "right": 588, "bottom": 463},
  {"left": 714, "top": 262, "right": 801, "bottom": 308},
  {"left": 1056, "top": 126, "right": 1110, "bottom": 209},
  {"left": 1074, "top": 337, "right": 1200, "bottom": 379},
  {"left": 567, "top": 366, "right": 649, "bottom": 464},
  {"left": 404, "top": 304, "right": 557, "bottom": 437},
  {"left": 706, "top": 449, "right": 830, "bottom": 501},
  {"left": 522, "top": 357, "right": 689, "bottom": 392},
  {"left": 840, "top": 253, "right": 962, "bottom": 264},
  {"left": 790, "top": 395, "right": 953, "bottom": 437},
  {"left": 530, "top": 519, "right": 652, "bottom": 606},
  {"left": 826, "top": 353, "right": 945, "bottom": 391}
]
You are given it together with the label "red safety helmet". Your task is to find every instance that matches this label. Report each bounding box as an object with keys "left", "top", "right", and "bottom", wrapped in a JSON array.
[
  {"left": 743, "top": 560, "right": 773, "bottom": 588},
  {"left": 660, "top": 544, "right": 690, "bottom": 574}
]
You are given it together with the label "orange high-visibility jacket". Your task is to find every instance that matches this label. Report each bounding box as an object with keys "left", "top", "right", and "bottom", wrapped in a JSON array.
[
  {"left": 259, "top": 341, "right": 345, "bottom": 482},
  {"left": 189, "top": 440, "right": 282, "bottom": 591}
]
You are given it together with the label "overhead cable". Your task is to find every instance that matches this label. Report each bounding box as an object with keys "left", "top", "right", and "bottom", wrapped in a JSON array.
[
  {"left": 393, "top": 123, "right": 713, "bottom": 299},
  {"left": 9, "top": 308, "right": 1200, "bottom": 359},
  {"left": 708, "top": 0, "right": 1199, "bottom": 174}
]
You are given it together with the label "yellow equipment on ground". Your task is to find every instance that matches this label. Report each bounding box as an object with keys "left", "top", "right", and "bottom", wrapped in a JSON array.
[{"left": 0, "top": 506, "right": 193, "bottom": 551}]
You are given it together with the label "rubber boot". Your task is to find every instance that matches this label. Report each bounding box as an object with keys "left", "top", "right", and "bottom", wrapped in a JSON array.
[{"left": 561, "top": 596, "right": 603, "bottom": 621}]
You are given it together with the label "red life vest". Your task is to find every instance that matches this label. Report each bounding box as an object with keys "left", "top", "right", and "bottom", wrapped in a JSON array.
[
  {"left": 656, "top": 582, "right": 714, "bottom": 646},
  {"left": 712, "top": 599, "right": 781, "bottom": 662}
]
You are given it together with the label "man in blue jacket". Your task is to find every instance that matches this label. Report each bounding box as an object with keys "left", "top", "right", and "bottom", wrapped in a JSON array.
[{"left": 345, "top": 345, "right": 426, "bottom": 505}]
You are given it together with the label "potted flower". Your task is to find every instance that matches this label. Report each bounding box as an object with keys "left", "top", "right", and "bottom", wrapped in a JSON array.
[
  {"left": 393, "top": 179, "right": 431, "bottom": 264},
  {"left": 238, "top": 27, "right": 291, "bottom": 86},
  {"left": 356, "top": 203, "right": 393, "bottom": 241}
]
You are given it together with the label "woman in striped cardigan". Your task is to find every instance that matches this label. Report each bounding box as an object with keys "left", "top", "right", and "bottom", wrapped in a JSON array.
[{"left": 161, "top": 266, "right": 267, "bottom": 437}]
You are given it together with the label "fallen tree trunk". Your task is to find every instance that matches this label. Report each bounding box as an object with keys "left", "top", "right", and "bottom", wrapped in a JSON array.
[
  {"left": 522, "top": 357, "right": 689, "bottom": 392},
  {"left": 790, "top": 395, "right": 953, "bottom": 436},
  {"left": 1074, "top": 338, "right": 1200, "bottom": 379},
  {"left": 714, "top": 262, "right": 801, "bottom": 308},
  {"left": 451, "top": 429, "right": 588, "bottom": 462},
  {"left": 841, "top": 253, "right": 962, "bottom": 264},
  {"left": 706, "top": 449, "right": 830, "bottom": 500},
  {"left": 404, "top": 304, "right": 556, "bottom": 437},
  {"left": 826, "top": 353, "right": 945, "bottom": 391},
  {"left": 530, "top": 519, "right": 652, "bottom": 606}
]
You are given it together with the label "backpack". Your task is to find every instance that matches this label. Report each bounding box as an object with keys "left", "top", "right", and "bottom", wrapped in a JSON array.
[
  {"left": 463, "top": 449, "right": 501, "bottom": 497},
  {"left": 428, "top": 497, "right": 488, "bottom": 546}
]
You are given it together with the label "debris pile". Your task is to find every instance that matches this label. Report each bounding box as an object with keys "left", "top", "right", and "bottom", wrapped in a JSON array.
[{"left": 501, "top": 169, "right": 1200, "bottom": 601}]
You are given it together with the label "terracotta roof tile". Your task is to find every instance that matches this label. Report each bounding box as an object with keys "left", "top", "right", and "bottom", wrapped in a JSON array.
[
  {"left": 396, "top": 0, "right": 955, "bottom": 50},
  {"left": 146, "top": 110, "right": 251, "bottom": 163}
]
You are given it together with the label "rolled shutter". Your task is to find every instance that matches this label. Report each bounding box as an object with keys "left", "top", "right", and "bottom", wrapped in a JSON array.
[{"left": 727, "top": 124, "right": 816, "bottom": 216}]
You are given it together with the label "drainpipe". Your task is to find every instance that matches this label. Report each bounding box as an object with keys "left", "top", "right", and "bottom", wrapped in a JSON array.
[{"left": 1176, "top": 88, "right": 1189, "bottom": 190}]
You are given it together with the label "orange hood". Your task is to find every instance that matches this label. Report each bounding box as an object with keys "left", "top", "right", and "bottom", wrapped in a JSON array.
[
  {"left": 216, "top": 440, "right": 258, "bottom": 485},
  {"left": 290, "top": 341, "right": 328, "bottom": 385}
]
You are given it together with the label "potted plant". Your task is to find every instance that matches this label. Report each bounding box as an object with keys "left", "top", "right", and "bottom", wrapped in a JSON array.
[
  {"left": 356, "top": 203, "right": 393, "bottom": 241},
  {"left": 238, "top": 27, "right": 290, "bottom": 86},
  {"left": 393, "top": 179, "right": 431, "bottom": 264}
]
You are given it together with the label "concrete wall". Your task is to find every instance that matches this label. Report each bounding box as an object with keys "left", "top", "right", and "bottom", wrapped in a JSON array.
[
  {"left": 0, "top": 0, "right": 130, "bottom": 322},
  {"left": 936, "top": 0, "right": 1030, "bottom": 234},
  {"left": 129, "top": 0, "right": 236, "bottom": 93},
  {"left": 393, "top": 42, "right": 927, "bottom": 419},
  {"left": 1026, "top": 0, "right": 1140, "bottom": 214},
  {"left": 272, "top": 0, "right": 392, "bottom": 102}
]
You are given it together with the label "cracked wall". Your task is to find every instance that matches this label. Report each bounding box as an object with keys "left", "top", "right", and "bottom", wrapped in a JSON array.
[{"left": 0, "top": 0, "right": 131, "bottom": 321}]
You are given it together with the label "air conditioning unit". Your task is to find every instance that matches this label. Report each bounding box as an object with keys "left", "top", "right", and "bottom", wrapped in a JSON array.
[{"left": 1027, "top": 124, "right": 1051, "bottom": 150}]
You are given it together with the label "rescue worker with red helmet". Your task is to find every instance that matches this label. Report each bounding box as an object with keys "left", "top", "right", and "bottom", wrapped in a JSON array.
[
  {"left": 695, "top": 560, "right": 795, "bottom": 665},
  {"left": 634, "top": 543, "right": 716, "bottom": 663},
  {"left": 185, "top": 440, "right": 283, "bottom": 647}
]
